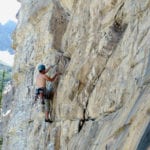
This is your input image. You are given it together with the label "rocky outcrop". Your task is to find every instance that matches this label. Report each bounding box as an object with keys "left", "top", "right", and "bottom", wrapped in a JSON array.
[{"left": 2, "top": 0, "right": 150, "bottom": 150}]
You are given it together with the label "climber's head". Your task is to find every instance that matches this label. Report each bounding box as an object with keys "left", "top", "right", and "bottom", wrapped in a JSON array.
[{"left": 38, "top": 64, "right": 46, "bottom": 73}]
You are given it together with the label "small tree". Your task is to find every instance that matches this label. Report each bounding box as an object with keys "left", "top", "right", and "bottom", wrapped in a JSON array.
[{"left": 0, "top": 70, "right": 5, "bottom": 107}]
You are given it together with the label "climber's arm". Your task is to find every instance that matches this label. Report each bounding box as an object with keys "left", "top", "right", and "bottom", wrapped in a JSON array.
[
  {"left": 44, "top": 73, "right": 60, "bottom": 82},
  {"left": 45, "top": 66, "right": 51, "bottom": 73}
]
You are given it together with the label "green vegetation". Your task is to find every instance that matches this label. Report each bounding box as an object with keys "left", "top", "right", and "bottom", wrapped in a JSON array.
[
  {"left": 0, "top": 71, "right": 5, "bottom": 108},
  {"left": 0, "top": 138, "right": 3, "bottom": 150},
  {"left": 0, "top": 64, "right": 11, "bottom": 149},
  {"left": 0, "top": 70, "right": 12, "bottom": 83},
  {"left": 0, "top": 68, "right": 12, "bottom": 108},
  {"left": 0, "top": 64, "right": 12, "bottom": 149}
]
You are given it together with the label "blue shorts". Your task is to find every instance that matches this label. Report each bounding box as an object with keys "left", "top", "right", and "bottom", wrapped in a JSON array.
[
  {"left": 35, "top": 87, "right": 46, "bottom": 97},
  {"left": 35, "top": 87, "right": 54, "bottom": 99},
  {"left": 35, "top": 87, "right": 50, "bottom": 111}
]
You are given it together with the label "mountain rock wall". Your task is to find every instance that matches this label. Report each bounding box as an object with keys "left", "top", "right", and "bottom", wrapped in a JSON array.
[{"left": 2, "top": 0, "right": 150, "bottom": 150}]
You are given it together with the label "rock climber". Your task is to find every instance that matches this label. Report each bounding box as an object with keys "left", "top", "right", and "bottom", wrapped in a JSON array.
[{"left": 35, "top": 64, "right": 61, "bottom": 123}]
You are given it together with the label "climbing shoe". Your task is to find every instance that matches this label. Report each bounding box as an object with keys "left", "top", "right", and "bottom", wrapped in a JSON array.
[{"left": 45, "top": 119, "right": 53, "bottom": 123}]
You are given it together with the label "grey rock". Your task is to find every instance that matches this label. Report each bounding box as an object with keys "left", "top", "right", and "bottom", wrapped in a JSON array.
[{"left": 2, "top": 0, "right": 150, "bottom": 150}]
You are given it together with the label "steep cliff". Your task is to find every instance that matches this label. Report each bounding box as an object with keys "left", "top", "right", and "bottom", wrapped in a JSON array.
[{"left": 2, "top": 0, "right": 150, "bottom": 150}]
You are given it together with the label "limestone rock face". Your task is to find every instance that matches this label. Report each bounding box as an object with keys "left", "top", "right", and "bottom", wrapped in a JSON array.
[{"left": 2, "top": 0, "right": 150, "bottom": 150}]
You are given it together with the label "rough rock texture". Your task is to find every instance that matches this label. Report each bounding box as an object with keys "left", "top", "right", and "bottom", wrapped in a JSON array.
[{"left": 2, "top": 0, "right": 150, "bottom": 150}]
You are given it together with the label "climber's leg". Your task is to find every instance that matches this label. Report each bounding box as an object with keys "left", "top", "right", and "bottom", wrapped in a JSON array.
[
  {"left": 39, "top": 92, "right": 45, "bottom": 105},
  {"left": 45, "top": 99, "right": 52, "bottom": 123}
]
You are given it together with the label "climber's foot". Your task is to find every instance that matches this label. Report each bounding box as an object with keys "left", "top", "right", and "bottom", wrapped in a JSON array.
[{"left": 45, "top": 119, "right": 53, "bottom": 123}]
